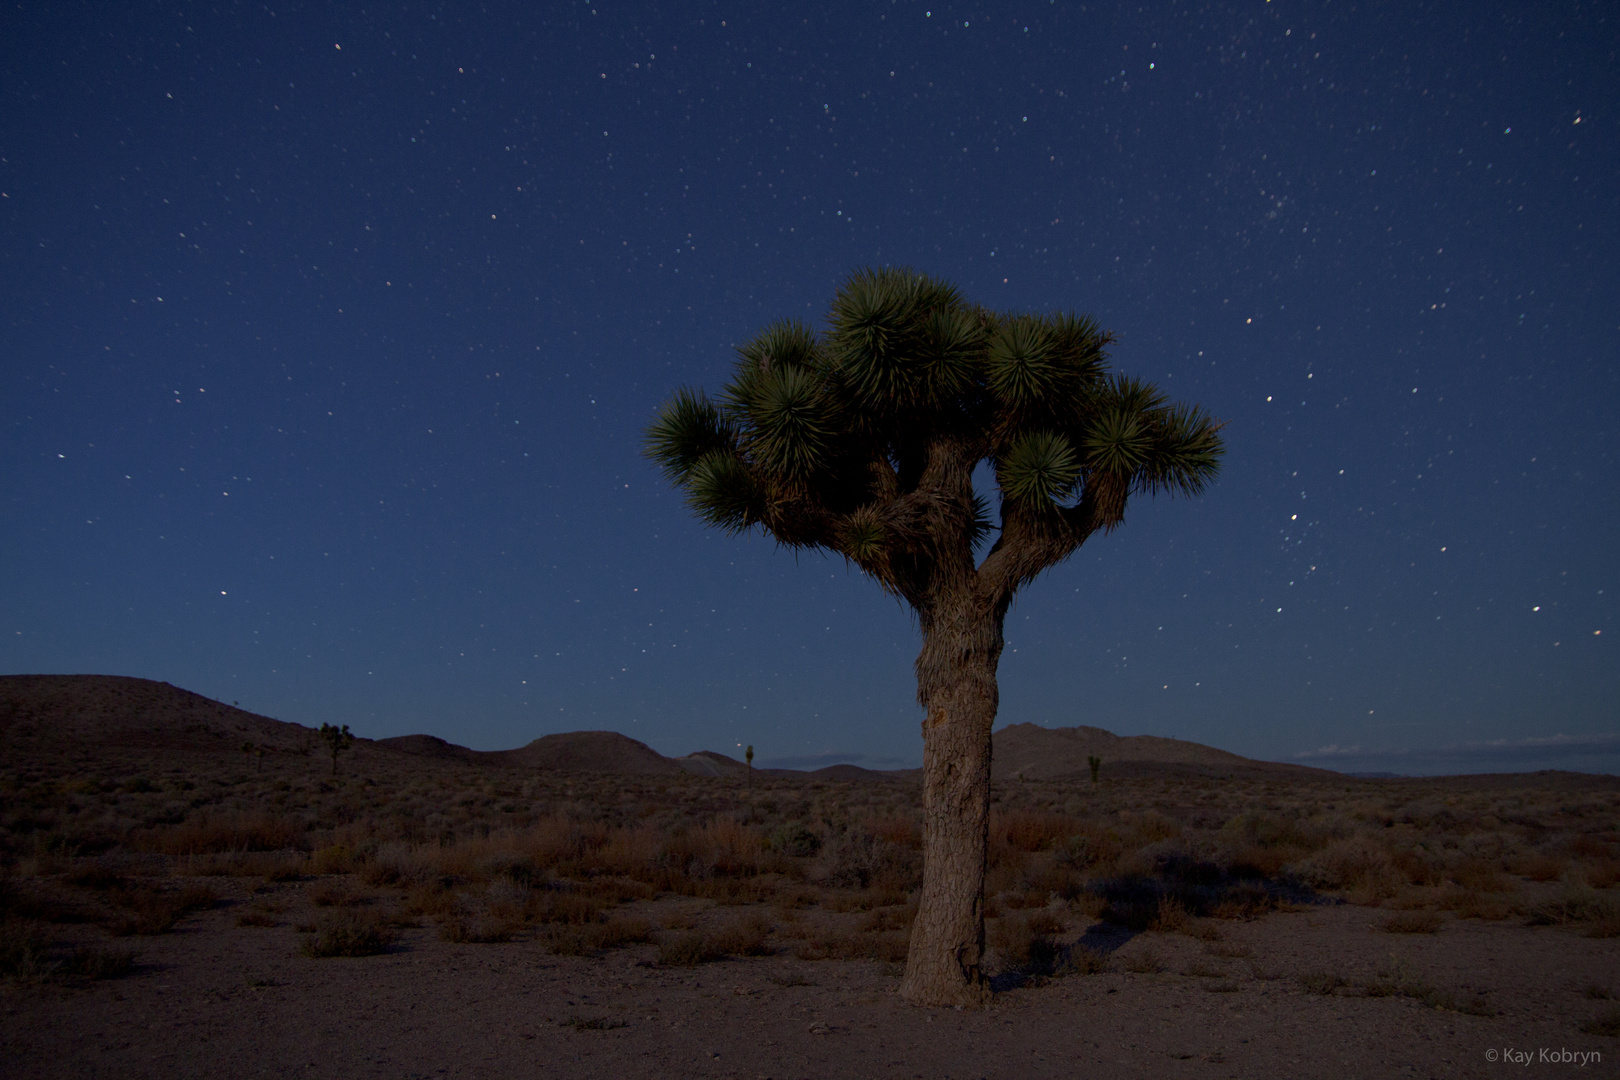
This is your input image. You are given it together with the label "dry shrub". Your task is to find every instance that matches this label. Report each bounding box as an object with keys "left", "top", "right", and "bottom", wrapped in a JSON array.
[
  {"left": 1528, "top": 884, "right": 1619, "bottom": 927},
  {"left": 300, "top": 910, "right": 396, "bottom": 957},
  {"left": 668, "top": 819, "right": 768, "bottom": 878},
  {"left": 593, "top": 826, "right": 663, "bottom": 877},
  {"left": 439, "top": 915, "right": 515, "bottom": 943},
  {"left": 400, "top": 884, "right": 460, "bottom": 920},
  {"left": 140, "top": 814, "right": 304, "bottom": 856},
  {"left": 1301, "top": 971, "right": 1347, "bottom": 995},
  {"left": 309, "top": 880, "right": 369, "bottom": 908},
  {"left": 1024, "top": 860, "right": 1088, "bottom": 902},
  {"left": 1567, "top": 834, "right": 1615, "bottom": 860},
  {"left": 1448, "top": 857, "right": 1511, "bottom": 893},
  {"left": 531, "top": 891, "right": 604, "bottom": 925},
  {"left": 767, "top": 823, "right": 823, "bottom": 858},
  {"left": 659, "top": 909, "right": 699, "bottom": 931},
  {"left": 545, "top": 917, "right": 652, "bottom": 955},
  {"left": 1206, "top": 941, "right": 1253, "bottom": 959},
  {"left": 1382, "top": 910, "right": 1444, "bottom": 934},
  {"left": 688, "top": 877, "right": 776, "bottom": 905},
  {"left": 236, "top": 909, "right": 278, "bottom": 927},
  {"left": 706, "top": 912, "right": 774, "bottom": 957},
  {"left": 0, "top": 921, "right": 55, "bottom": 980},
  {"left": 58, "top": 945, "right": 137, "bottom": 980},
  {"left": 821, "top": 886, "right": 908, "bottom": 913},
  {"left": 858, "top": 905, "right": 916, "bottom": 933},
  {"left": 1119, "top": 945, "right": 1164, "bottom": 974},
  {"left": 1002, "top": 888, "right": 1052, "bottom": 910},
  {"left": 864, "top": 816, "right": 920, "bottom": 847},
  {"left": 1226, "top": 844, "right": 1296, "bottom": 879},
  {"left": 1391, "top": 848, "right": 1442, "bottom": 887},
  {"left": 65, "top": 866, "right": 126, "bottom": 891},
  {"left": 816, "top": 827, "right": 921, "bottom": 892},
  {"left": 1439, "top": 886, "right": 1514, "bottom": 921},
  {"left": 658, "top": 930, "right": 720, "bottom": 966},
  {"left": 1147, "top": 897, "right": 1190, "bottom": 934},
  {"left": 1055, "top": 827, "right": 1124, "bottom": 872},
  {"left": 309, "top": 845, "right": 356, "bottom": 876},
  {"left": 361, "top": 843, "right": 436, "bottom": 888},
  {"left": 791, "top": 929, "right": 909, "bottom": 963},
  {"left": 1063, "top": 945, "right": 1109, "bottom": 974},
  {"left": 185, "top": 851, "right": 305, "bottom": 879},
  {"left": 997, "top": 810, "right": 1081, "bottom": 853},
  {"left": 1142, "top": 897, "right": 1221, "bottom": 939},
  {"left": 989, "top": 913, "right": 1061, "bottom": 972},
  {"left": 0, "top": 922, "right": 137, "bottom": 983},
  {"left": 772, "top": 885, "right": 819, "bottom": 911},
  {"left": 1290, "top": 836, "right": 1402, "bottom": 899},
  {"left": 1583, "top": 859, "right": 1620, "bottom": 890},
  {"left": 1516, "top": 853, "right": 1568, "bottom": 883},
  {"left": 578, "top": 876, "right": 656, "bottom": 904},
  {"left": 106, "top": 884, "right": 217, "bottom": 936}
]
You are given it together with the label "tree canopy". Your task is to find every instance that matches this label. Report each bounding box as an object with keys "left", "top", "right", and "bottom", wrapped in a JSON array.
[{"left": 647, "top": 266, "right": 1222, "bottom": 612}]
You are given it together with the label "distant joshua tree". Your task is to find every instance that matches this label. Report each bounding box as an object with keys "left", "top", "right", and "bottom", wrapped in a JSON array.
[
  {"left": 319, "top": 723, "right": 354, "bottom": 776},
  {"left": 1089, "top": 755, "right": 1102, "bottom": 784},
  {"left": 745, "top": 745, "right": 754, "bottom": 788},
  {"left": 647, "top": 267, "right": 1222, "bottom": 1006}
]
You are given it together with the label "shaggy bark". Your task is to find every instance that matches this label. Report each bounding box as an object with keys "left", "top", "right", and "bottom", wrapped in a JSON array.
[{"left": 899, "top": 595, "right": 1005, "bottom": 1007}]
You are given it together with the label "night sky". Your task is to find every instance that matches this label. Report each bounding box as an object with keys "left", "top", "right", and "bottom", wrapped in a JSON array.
[{"left": 4, "top": 1, "right": 1616, "bottom": 775}]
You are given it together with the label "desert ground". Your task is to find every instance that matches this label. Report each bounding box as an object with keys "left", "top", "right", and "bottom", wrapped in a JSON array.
[{"left": 2, "top": 675, "right": 1617, "bottom": 1079}]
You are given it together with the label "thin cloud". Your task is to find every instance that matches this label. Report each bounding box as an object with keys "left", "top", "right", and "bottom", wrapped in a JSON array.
[{"left": 1293, "top": 733, "right": 1620, "bottom": 763}]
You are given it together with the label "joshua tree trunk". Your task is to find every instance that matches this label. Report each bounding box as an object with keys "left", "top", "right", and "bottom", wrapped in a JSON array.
[{"left": 899, "top": 599, "right": 1005, "bottom": 1007}]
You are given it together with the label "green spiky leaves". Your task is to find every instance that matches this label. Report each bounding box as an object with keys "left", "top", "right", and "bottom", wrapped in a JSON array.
[
  {"left": 1083, "top": 409, "right": 1151, "bottom": 476},
  {"left": 825, "top": 267, "right": 971, "bottom": 411},
  {"left": 645, "top": 388, "right": 735, "bottom": 485},
  {"left": 1138, "top": 403, "right": 1224, "bottom": 496},
  {"left": 735, "top": 364, "right": 833, "bottom": 478},
  {"left": 1000, "top": 430, "right": 1081, "bottom": 505},
  {"left": 840, "top": 506, "right": 888, "bottom": 563},
  {"left": 686, "top": 452, "right": 761, "bottom": 532}
]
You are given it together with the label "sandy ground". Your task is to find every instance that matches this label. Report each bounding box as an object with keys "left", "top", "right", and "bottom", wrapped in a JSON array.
[{"left": 3, "top": 886, "right": 1615, "bottom": 1080}]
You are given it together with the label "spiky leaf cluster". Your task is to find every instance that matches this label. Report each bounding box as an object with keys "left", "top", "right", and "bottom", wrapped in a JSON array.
[{"left": 646, "top": 268, "right": 1223, "bottom": 605}]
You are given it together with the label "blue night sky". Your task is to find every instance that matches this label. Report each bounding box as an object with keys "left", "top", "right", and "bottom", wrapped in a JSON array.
[{"left": 3, "top": 1, "right": 1615, "bottom": 775}]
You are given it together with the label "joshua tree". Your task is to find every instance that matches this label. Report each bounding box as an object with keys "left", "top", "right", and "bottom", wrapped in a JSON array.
[
  {"left": 745, "top": 745, "right": 755, "bottom": 788},
  {"left": 1089, "top": 755, "right": 1102, "bottom": 784},
  {"left": 319, "top": 723, "right": 354, "bottom": 776},
  {"left": 646, "top": 267, "right": 1222, "bottom": 1006}
]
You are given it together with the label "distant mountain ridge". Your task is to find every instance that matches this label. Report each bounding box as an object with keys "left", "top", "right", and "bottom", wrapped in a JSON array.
[{"left": 2, "top": 674, "right": 1318, "bottom": 780}]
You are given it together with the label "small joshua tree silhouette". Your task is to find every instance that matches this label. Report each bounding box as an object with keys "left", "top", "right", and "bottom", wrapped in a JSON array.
[
  {"left": 1088, "top": 755, "right": 1101, "bottom": 784},
  {"left": 745, "top": 745, "right": 754, "bottom": 788},
  {"left": 320, "top": 723, "right": 354, "bottom": 776}
]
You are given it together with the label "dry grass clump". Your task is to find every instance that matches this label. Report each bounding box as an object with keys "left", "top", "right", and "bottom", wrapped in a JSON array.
[
  {"left": 989, "top": 909, "right": 1065, "bottom": 973},
  {"left": 1301, "top": 971, "right": 1348, "bottom": 995},
  {"left": 1062, "top": 945, "right": 1110, "bottom": 974},
  {"left": 789, "top": 929, "right": 909, "bottom": 963},
  {"left": 105, "top": 883, "right": 217, "bottom": 936},
  {"left": 0, "top": 921, "right": 138, "bottom": 983},
  {"left": 135, "top": 813, "right": 306, "bottom": 857},
  {"left": 546, "top": 916, "right": 654, "bottom": 955},
  {"left": 1119, "top": 945, "right": 1165, "bottom": 974},
  {"left": 1582, "top": 858, "right": 1620, "bottom": 889},
  {"left": 1514, "top": 853, "right": 1569, "bottom": 883},
  {"left": 300, "top": 910, "right": 397, "bottom": 957},
  {"left": 1382, "top": 910, "right": 1444, "bottom": 934}
]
